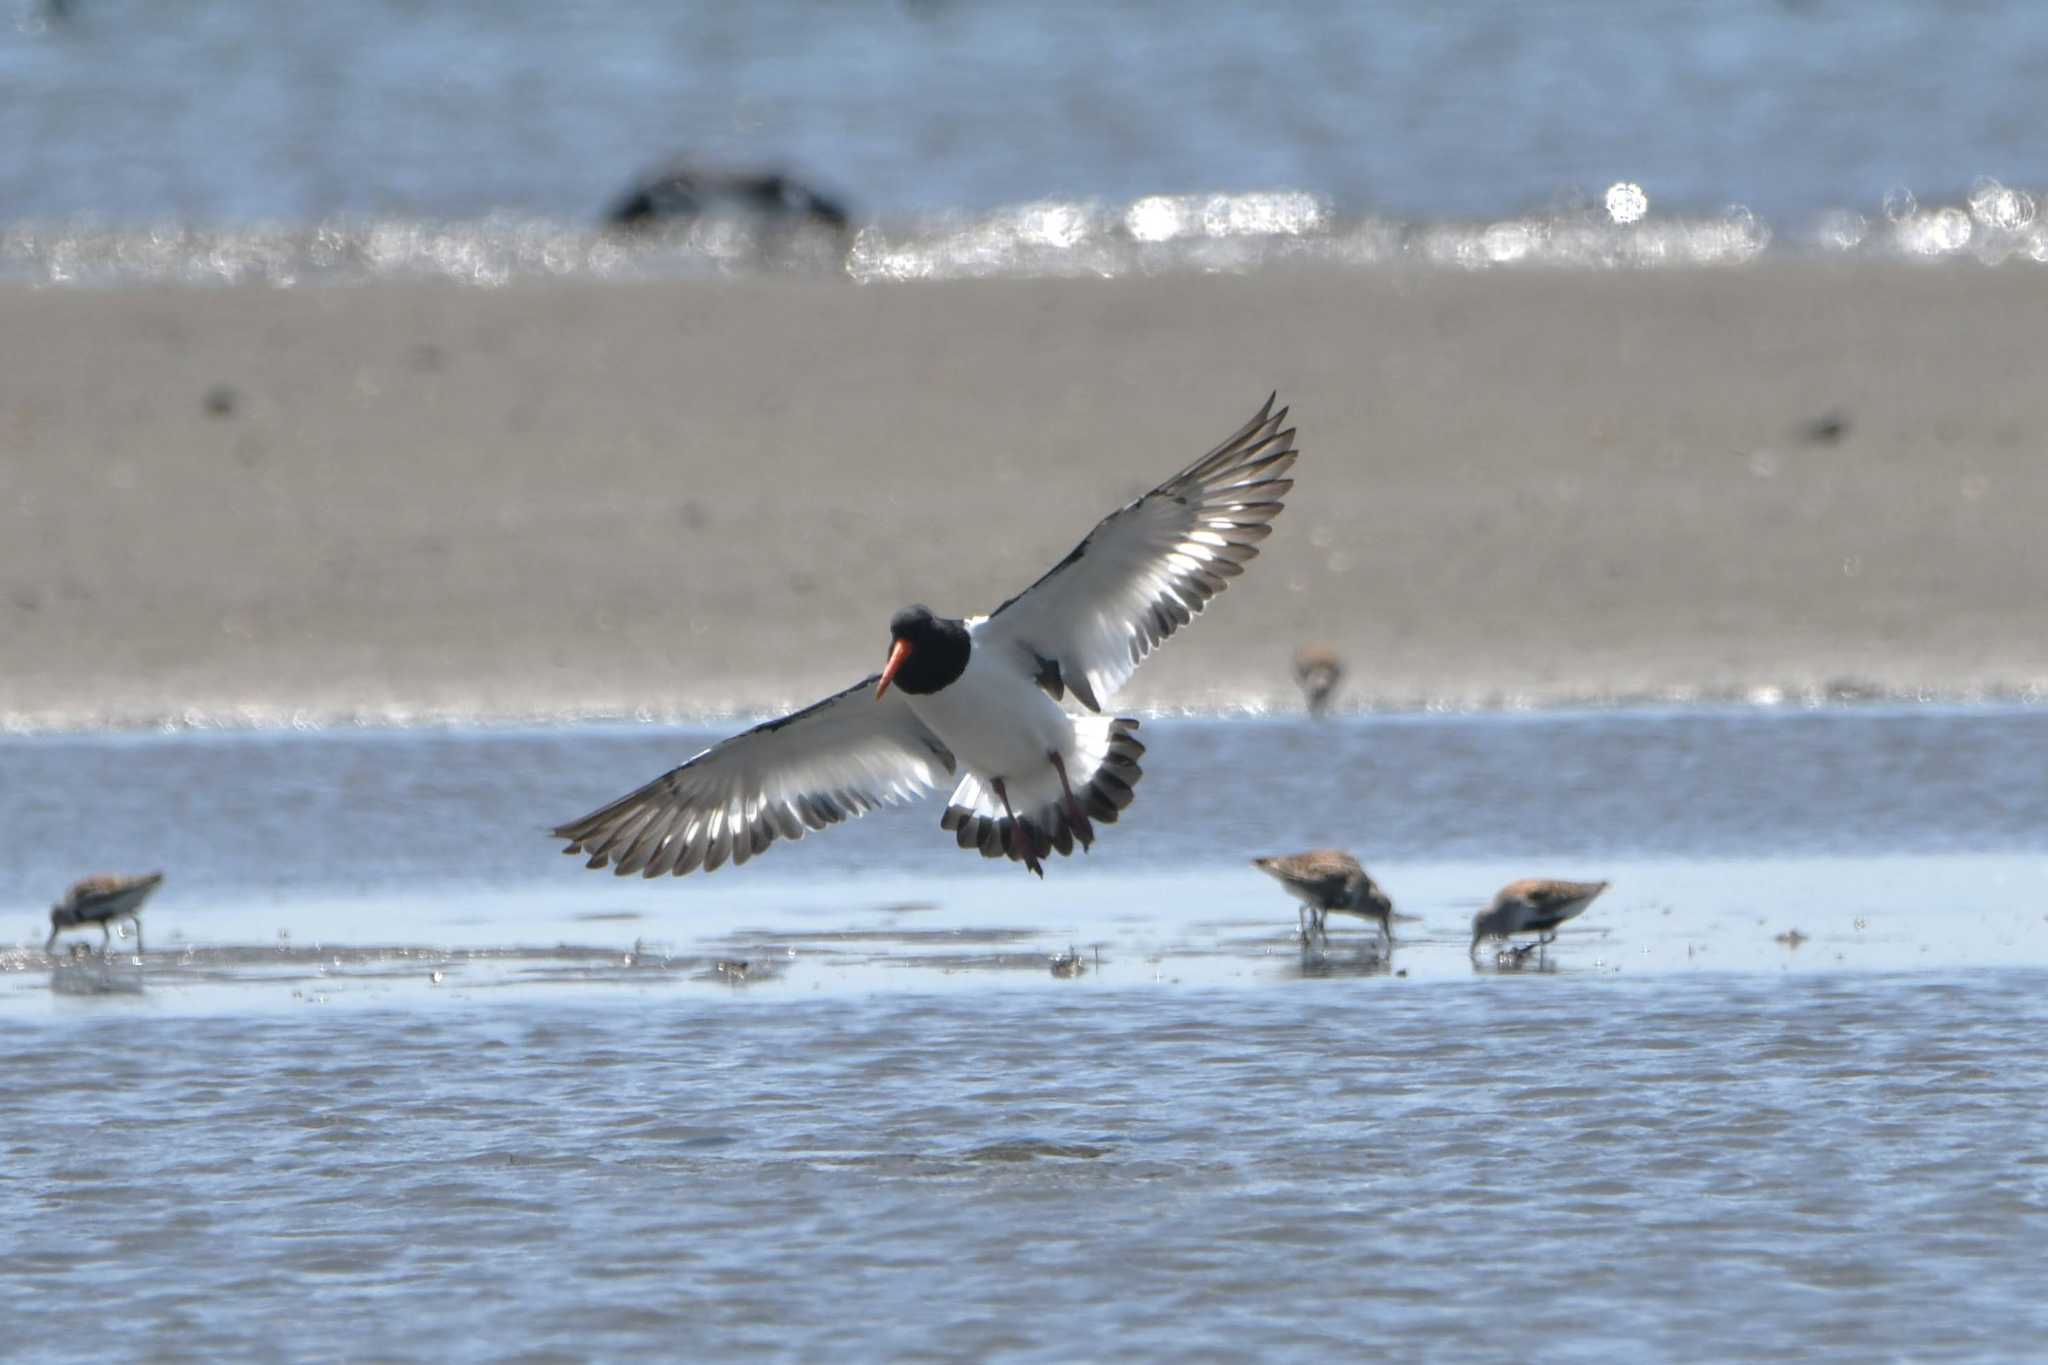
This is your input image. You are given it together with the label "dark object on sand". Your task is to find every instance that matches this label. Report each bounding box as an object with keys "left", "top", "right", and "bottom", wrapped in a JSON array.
[
  {"left": 203, "top": 384, "right": 239, "bottom": 418},
  {"left": 48, "top": 872, "right": 163, "bottom": 955},
  {"left": 1822, "top": 676, "right": 1885, "bottom": 703},
  {"left": 1253, "top": 849, "right": 1394, "bottom": 948},
  {"left": 1292, "top": 644, "right": 1343, "bottom": 716},
  {"left": 1797, "top": 411, "right": 1850, "bottom": 445},
  {"left": 607, "top": 163, "right": 852, "bottom": 232}
]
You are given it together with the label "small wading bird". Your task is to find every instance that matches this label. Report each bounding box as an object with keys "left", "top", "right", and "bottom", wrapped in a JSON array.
[
  {"left": 1470, "top": 878, "right": 1609, "bottom": 959},
  {"left": 1252, "top": 850, "right": 1394, "bottom": 948},
  {"left": 1292, "top": 644, "right": 1343, "bottom": 717},
  {"left": 47, "top": 872, "right": 163, "bottom": 955},
  {"left": 555, "top": 396, "right": 1299, "bottom": 878}
]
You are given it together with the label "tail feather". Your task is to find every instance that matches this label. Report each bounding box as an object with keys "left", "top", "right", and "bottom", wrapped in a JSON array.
[{"left": 938, "top": 718, "right": 1145, "bottom": 873}]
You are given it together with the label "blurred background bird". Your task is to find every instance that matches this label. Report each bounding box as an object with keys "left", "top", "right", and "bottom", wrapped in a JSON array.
[
  {"left": 1291, "top": 644, "right": 1344, "bottom": 717},
  {"left": 47, "top": 872, "right": 163, "bottom": 956}
]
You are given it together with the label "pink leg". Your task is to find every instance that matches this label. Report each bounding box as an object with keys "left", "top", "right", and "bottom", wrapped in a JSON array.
[
  {"left": 1047, "top": 751, "right": 1094, "bottom": 852},
  {"left": 990, "top": 778, "right": 1044, "bottom": 878}
]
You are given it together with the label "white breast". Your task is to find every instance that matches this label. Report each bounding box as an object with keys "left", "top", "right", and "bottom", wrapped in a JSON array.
[{"left": 905, "top": 626, "right": 1075, "bottom": 781}]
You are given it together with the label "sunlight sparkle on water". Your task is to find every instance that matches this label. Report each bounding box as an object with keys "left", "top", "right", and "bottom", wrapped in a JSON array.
[
  {"left": 13, "top": 183, "right": 2048, "bottom": 289},
  {"left": 1122, "top": 191, "right": 1327, "bottom": 243},
  {"left": 1969, "top": 177, "right": 2035, "bottom": 232},
  {"left": 1604, "top": 182, "right": 1649, "bottom": 225}
]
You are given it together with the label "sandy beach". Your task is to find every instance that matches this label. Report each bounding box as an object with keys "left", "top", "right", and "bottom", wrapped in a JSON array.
[{"left": 4, "top": 263, "right": 2046, "bottom": 726}]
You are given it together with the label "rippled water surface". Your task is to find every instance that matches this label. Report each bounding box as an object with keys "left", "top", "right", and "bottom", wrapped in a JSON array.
[
  {"left": 8, "top": 3, "right": 2048, "bottom": 282},
  {"left": 10, "top": 1, "right": 2048, "bottom": 225},
  {"left": 4, "top": 709, "right": 2047, "bottom": 1359}
]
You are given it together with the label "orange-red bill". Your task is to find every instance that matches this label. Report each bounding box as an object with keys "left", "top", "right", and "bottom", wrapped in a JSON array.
[{"left": 876, "top": 638, "right": 913, "bottom": 699}]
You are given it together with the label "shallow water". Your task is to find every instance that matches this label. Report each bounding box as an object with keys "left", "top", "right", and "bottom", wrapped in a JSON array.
[
  {"left": 8, "top": 2, "right": 2048, "bottom": 226},
  {"left": 4, "top": 709, "right": 2048, "bottom": 1358},
  {"left": 8, "top": 977, "right": 2048, "bottom": 1360},
  {"left": 8, "top": 4, "right": 2048, "bottom": 283}
]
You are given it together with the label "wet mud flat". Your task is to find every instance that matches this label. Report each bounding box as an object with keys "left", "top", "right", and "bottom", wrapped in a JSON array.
[
  {"left": 6, "top": 706, "right": 2048, "bottom": 1012},
  {"left": 8, "top": 845, "right": 2046, "bottom": 1014}
]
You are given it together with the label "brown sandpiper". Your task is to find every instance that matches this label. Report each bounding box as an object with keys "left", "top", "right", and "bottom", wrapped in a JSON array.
[
  {"left": 1470, "top": 878, "right": 1609, "bottom": 959},
  {"left": 1252, "top": 849, "right": 1395, "bottom": 949},
  {"left": 47, "top": 872, "right": 163, "bottom": 956}
]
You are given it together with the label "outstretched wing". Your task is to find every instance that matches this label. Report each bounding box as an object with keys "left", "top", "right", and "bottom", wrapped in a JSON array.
[
  {"left": 979, "top": 394, "right": 1297, "bottom": 711},
  {"left": 553, "top": 679, "right": 956, "bottom": 876}
]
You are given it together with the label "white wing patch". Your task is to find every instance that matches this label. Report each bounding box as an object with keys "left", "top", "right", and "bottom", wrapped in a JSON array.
[
  {"left": 981, "top": 395, "right": 1297, "bottom": 711},
  {"left": 553, "top": 678, "right": 956, "bottom": 876},
  {"left": 939, "top": 717, "right": 1144, "bottom": 867}
]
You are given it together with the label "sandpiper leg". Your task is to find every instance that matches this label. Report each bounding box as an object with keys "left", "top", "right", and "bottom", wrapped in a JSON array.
[
  {"left": 133, "top": 917, "right": 143, "bottom": 957},
  {"left": 1298, "top": 905, "right": 1314, "bottom": 942},
  {"left": 1046, "top": 751, "right": 1094, "bottom": 851},
  {"left": 99, "top": 923, "right": 111, "bottom": 956},
  {"left": 990, "top": 778, "right": 1044, "bottom": 878}
]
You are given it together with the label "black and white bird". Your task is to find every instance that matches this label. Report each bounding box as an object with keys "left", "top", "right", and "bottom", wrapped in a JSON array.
[
  {"left": 606, "top": 162, "right": 851, "bottom": 233},
  {"left": 47, "top": 872, "right": 162, "bottom": 955},
  {"left": 554, "top": 395, "right": 1300, "bottom": 878}
]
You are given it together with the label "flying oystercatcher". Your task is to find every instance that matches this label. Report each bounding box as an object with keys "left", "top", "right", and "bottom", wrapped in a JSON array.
[{"left": 554, "top": 394, "right": 1299, "bottom": 878}]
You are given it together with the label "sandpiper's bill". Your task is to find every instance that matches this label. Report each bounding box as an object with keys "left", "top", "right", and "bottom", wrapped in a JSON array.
[
  {"left": 1470, "top": 878, "right": 1608, "bottom": 959},
  {"left": 47, "top": 872, "right": 163, "bottom": 956},
  {"left": 1252, "top": 849, "right": 1394, "bottom": 948}
]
